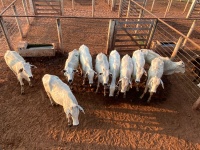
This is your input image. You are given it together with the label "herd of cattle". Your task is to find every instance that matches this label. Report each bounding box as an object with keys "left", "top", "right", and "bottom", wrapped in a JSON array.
[{"left": 4, "top": 44, "right": 187, "bottom": 126}]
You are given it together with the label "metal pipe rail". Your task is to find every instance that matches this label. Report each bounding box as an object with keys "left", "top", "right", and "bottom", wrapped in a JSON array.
[{"left": 0, "top": 0, "right": 17, "bottom": 15}]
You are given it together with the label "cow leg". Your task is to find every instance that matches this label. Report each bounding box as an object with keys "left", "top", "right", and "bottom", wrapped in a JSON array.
[
  {"left": 29, "top": 81, "right": 33, "bottom": 87},
  {"left": 67, "top": 114, "right": 72, "bottom": 127},
  {"left": 95, "top": 79, "right": 100, "bottom": 93},
  {"left": 18, "top": 77, "right": 25, "bottom": 94},
  {"left": 147, "top": 92, "right": 153, "bottom": 103},
  {"left": 140, "top": 84, "right": 148, "bottom": 99},
  {"left": 79, "top": 65, "right": 83, "bottom": 76},
  {"left": 104, "top": 85, "right": 107, "bottom": 96},
  {"left": 82, "top": 74, "right": 86, "bottom": 85},
  {"left": 136, "top": 83, "right": 139, "bottom": 92},
  {"left": 123, "top": 91, "right": 126, "bottom": 99},
  {"left": 116, "top": 82, "right": 121, "bottom": 97},
  {"left": 47, "top": 92, "right": 55, "bottom": 106}
]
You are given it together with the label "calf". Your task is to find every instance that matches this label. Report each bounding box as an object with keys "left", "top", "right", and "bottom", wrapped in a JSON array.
[
  {"left": 79, "top": 44, "right": 96, "bottom": 86},
  {"left": 140, "top": 57, "right": 164, "bottom": 103},
  {"left": 116, "top": 54, "right": 133, "bottom": 98},
  {"left": 63, "top": 49, "right": 79, "bottom": 85},
  {"left": 95, "top": 53, "right": 110, "bottom": 96},
  {"left": 109, "top": 50, "right": 120, "bottom": 97},
  {"left": 141, "top": 49, "right": 185, "bottom": 75},
  {"left": 4, "top": 50, "right": 37, "bottom": 94},
  {"left": 42, "top": 74, "right": 84, "bottom": 126},
  {"left": 132, "top": 50, "right": 147, "bottom": 91}
]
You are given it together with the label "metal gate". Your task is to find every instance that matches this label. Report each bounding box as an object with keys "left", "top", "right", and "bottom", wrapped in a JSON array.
[
  {"left": 107, "top": 18, "right": 157, "bottom": 53},
  {"left": 187, "top": 0, "right": 200, "bottom": 18},
  {"left": 31, "top": 0, "right": 63, "bottom": 15},
  {"left": 118, "top": 0, "right": 147, "bottom": 18}
]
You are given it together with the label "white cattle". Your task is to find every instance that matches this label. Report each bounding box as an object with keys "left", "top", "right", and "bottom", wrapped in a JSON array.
[
  {"left": 95, "top": 52, "right": 110, "bottom": 96},
  {"left": 63, "top": 49, "right": 79, "bottom": 85},
  {"left": 140, "top": 57, "right": 164, "bottom": 103},
  {"left": 4, "top": 50, "right": 37, "bottom": 94},
  {"left": 116, "top": 54, "right": 133, "bottom": 98},
  {"left": 141, "top": 49, "right": 185, "bottom": 75},
  {"left": 42, "top": 74, "right": 84, "bottom": 126},
  {"left": 79, "top": 44, "right": 96, "bottom": 87},
  {"left": 132, "top": 50, "right": 147, "bottom": 91},
  {"left": 109, "top": 50, "right": 120, "bottom": 97}
]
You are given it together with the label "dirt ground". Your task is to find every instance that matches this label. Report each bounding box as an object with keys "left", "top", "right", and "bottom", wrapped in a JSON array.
[{"left": 1, "top": 0, "right": 200, "bottom": 149}]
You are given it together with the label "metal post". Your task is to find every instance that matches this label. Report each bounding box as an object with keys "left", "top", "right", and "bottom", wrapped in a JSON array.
[
  {"left": 72, "top": 0, "right": 74, "bottom": 10},
  {"left": 56, "top": 18, "right": 63, "bottom": 52},
  {"left": 12, "top": 4, "right": 24, "bottom": 38},
  {"left": 186, "top": 0, "right": 197, "bottom": 18},
  {"left": 22, "top": 0, "right": 30, "bottom": 25},
  {"left": 151, "top": 0, "right": 156, "bottom": 12},
  {"left": 111, "top": 0, "right": 116, "bottom": 11},
  {"left": 182, "top": 0, "right": 191, "bottom": 14},
  {"left": 0, "top": 17, "right": 13, "bottom": 50},
  {"left": 147, "top": 19, "right": 158, "bottom": 48},
  {"left": 29, "top": 0, "right": 35, "bottom": 15},
  {"left": 182, "top": 20, "right": 196, "bottom": 47},
  {"left": 106, "top": 20, "right": 116, "bottom": 54},
  {"left": 92, "top": 0, "right": 95, "bottom": 17},
  {"left": 171, "top": 37, "right": 183, "bottom": 60},
  {"left": 164, "top": 0, "right": 173, "bottom": 17},
  {"left": 61, "top": 0, "right": 64, "bottom": 15}
]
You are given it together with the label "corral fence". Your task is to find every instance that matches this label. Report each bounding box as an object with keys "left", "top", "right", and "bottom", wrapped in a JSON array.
[{"left": 0, "top": 0, "right": 200, "bottom": 105}]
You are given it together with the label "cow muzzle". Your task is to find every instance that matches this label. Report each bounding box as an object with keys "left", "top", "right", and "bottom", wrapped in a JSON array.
[{"left": 68, "top": 79, "right": 73, "bottom": 84}]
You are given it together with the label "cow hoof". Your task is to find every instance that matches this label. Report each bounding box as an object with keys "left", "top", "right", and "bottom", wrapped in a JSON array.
[{"left": 68, "top": 124, "right": 72, "bottom": 127}]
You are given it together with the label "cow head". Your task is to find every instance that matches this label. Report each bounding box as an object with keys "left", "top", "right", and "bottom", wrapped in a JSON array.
[
  {"left": 98, "top": 68, "right": 110, "bottom": 86},
  {"left": 63, "top": 67, "right": 78, "bottom": 84},
  {"left": 135, "top": 62, "right": 147, "bottom": 83},
  {"left": 18, "top": 62, "right": 36, "bottom": 82},
  {"left": 118, "top": 77, "right": 132, "bottom": 93},
  {"left": 109, "top": 83, "right": 118, "bottom": 97},
  {"left": 148, "top": 76, "right": 164, "bottom": 93},
  {"left": 86, "top": 69, "right": 97, "bottom": 87},
  {"left": 66, "top": 105, "right": 85, "bottom": 126},
  {"left": 175, "top": 61, "right": 185, "bottom": 74}
]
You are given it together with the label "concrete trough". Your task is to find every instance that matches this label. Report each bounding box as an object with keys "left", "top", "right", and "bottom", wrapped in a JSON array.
[{"left": 17, "top": 41, "right": 56, "bottom": 57}]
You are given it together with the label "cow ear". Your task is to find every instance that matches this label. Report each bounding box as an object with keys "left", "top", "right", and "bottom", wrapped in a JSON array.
[
  {"left": 18, "top": 68, "right": 23, "bottom": 73},
  {"left": 78, "top": 105, "right": 85, "bottom": 114},
  {"left": 31, "top": 65, "right": 37, "bottom": 69},
  {"left": 109, "top": 73, "right": 112, "bottom": 77},
  {"left": 160, "top": 79, "right": 164, "bottom": 89},
  {"left": 99, "top": 73, "right": 103, "bottom": 75}
]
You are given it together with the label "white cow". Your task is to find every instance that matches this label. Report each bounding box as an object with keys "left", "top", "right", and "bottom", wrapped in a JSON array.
[
  {"left": 132, "top": 50, "right": 147, "bottom": 91},
  {"left": 140, "top": 57, "right": 164, "bottom": 103},
  {"left": 95, "top": 52, "right": 110, "bottom": 96},
  {"left": 63, "top": 49, "right": 79, "bottom": 85},
  {"left": 141, "top": 49, "right": 185, "bottom": 75},
  {"left": 116, "top": 54, "right": 133, "bottom": 98},
  {"left": 79, "top": 44, "right": 96, "bottom": 87},
  {"left": 42, "top": 74, "right": 84, "bottom": 126},
  {"left": 109, "top": 50, "right": 120, "bottom": 97},
  {"left": 4, "top": 50, "right": 37, "bottom": 94}
]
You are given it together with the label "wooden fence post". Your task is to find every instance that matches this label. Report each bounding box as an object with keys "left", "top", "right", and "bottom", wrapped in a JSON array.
[
  {"left": 171, "top": 36, "right": 183, "bottom": 60},
  {"left": 72, "top": 0, "right": 75, "bottom": 10},
  {"left": 106, "top": 19, "right": 116, "bottom": 54},
  {"left": 0, "top": 17, "right": 13, "bottom": 50},
  {"left": 182, "top": 0, "right": 190, "bottom": 14},
  {"left": 111, "top": 0, "right": 116, "bottom": 11},
  {"left": 22, "top": 0, "right": 30, "bottom": 25},
  {"left": 61, "top": 0, "right": 64, "bottom": 15},
  {"left": 186, "top": 0, "right": 197, "bottom": 18},
  {"left": 151, "top": 0, "right": 156, "bottom": 12},
  {"left": 92, "top": 0, "right": 95, "bottom": 17},
  {"left": 147, "top": 19, "right": 158, "bottom": 48},
  {"left": 164, "top": 0, "right": 173, "bottom": 18},
  {"left": 182, "top": 20, "right": 196, "bottom": 48},
  {"left": 56, "top": 18, "right": 63, "bottom": 53},
  {"left": 12, "top": 4, "right": 24, "bottom": 38},
  {"left": 118, "top": 0, "right": 123, "bottom": 18}
]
